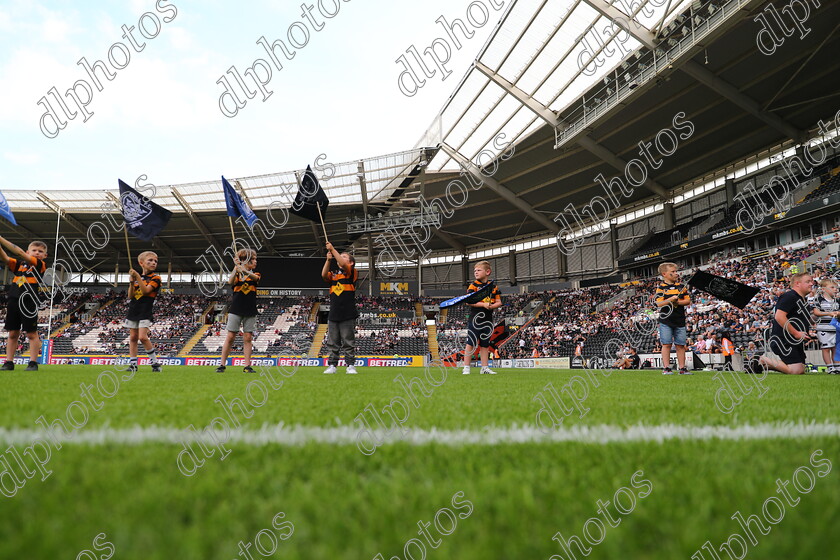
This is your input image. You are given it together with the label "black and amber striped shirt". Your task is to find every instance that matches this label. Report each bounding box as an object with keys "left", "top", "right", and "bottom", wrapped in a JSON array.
[
  {"left": 230, "top": 271, "right": 261, "bottom": 317},
  {"left": 654, "top": 281, "right": 689, "bottom": 327},
  {"left": 7, "top": 256, "right": 46, "bottom": 299},
  {"left": 327, "top": 263, "right": 358, "bottom": 321},
  {"left": 127, "top": 273, "right": 161, "bottom": 321},
  {"left": 466, "top": 280, "right": 501, "bottom": 323}
]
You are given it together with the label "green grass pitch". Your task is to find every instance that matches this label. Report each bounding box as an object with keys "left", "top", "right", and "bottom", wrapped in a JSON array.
[{"left": 0, "top": 365, "right": 837, "bottom": 559}]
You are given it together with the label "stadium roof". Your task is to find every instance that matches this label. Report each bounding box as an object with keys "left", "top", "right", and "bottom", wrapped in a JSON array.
[
  {"left": 416, "top": 0, "right": 840, "bottom": 253},
  {"left": 4, "top": 0, "right": 840, "bottom": 274}
]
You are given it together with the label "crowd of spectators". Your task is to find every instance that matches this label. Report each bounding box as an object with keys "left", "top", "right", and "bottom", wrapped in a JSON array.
[
  {"left": 502, "top": 239, "right": 833, "bottom": 358},
  {"left": 26, "top": 237, "right": 839, "bottom": 360}
]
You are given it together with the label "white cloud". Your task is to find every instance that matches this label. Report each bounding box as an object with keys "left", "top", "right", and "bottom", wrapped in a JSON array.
[
  {"left": 41, "top": 15, "right": 72, "bottom": 43},
  {"left": 4, "top": 151, "right": 40, "bottom": 165},
  {"left": 0, "top": 47, "right": 85, "bottom": 125},
  {"left": 167, "top": 26, "right": 194, "bottom": 50}
]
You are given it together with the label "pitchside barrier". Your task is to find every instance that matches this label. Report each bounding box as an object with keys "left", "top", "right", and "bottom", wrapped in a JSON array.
[
  {"left": 40, "top": 355, "right": 424, "bottom": 367},
  {"left": 496, "top": 358, "right": 571, "bottom": 369}
]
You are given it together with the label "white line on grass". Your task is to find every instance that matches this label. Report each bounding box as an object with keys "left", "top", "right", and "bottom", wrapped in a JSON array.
[{"left": 0, "top": 422, "right": 838, "bottom": 446}]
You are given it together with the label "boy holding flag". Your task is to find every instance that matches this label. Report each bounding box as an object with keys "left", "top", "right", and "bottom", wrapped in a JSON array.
[
  {"left": 0, "top": 236, "right": 48, "bottom": 371},
  {"left": 216, "top": 249, "right": 261, "bottom": 374},
  {"left": 126, "top": 251, "right": 164, "bottom": 373},
  {"left": 322, "top": 242, "right": 358, "bottom": 374},
  {"left": 117, "top": 179, "right": 172, "bottom": 373},
  {"left": 462, "top": 260, "right": 502, "bottom": 375}
]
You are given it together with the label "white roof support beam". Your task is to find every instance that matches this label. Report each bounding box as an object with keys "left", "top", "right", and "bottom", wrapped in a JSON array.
[
  {"left": 475, "top": 60, "right": 668, "bottom": 199},
  {"left": 475, "top": 61, "right": 563, "bottom": 129},
  {"left": 171, "top": 188, "right": 226, "bottom": 254},
  {"left": 441, "top": 143, "right": 560, "bottom": 235},
  {"left": 582, "top": 0, "right": 658, "bottom": 49},
  {"left": 39, "top": 192, "right": 130, "bottom": 261},
  {"left": 583, "top": 0, "right": 804, "bottom": 142}
]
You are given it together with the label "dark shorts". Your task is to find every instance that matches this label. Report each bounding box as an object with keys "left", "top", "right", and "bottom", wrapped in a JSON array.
[
  {"left": 466, "top": 318, "right": 493, "bottom": 348},
  {"left": 4, "top": 298, "right": 38, "bottom": 333},
  {"left": 769, "top": 338, "right": 806, "bottom": 365}
]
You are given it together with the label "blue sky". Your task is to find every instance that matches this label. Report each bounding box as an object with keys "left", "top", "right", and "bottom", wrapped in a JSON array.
[{"left": 0, "top": 0, "right": 506, "bottom": 191}]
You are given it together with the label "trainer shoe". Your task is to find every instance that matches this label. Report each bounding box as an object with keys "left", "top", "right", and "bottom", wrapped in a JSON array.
[
  {"left": 25, "top": 361, "right": 38, "bottom": 372},
  {"left": 323, "top": 365, "right": 337, "bottom": 374},
  {"left": 662, "top": 368, "right": 674, "bottom": 375},
  {"left": 346, "top": 365, "right": 358, "bottom": 375},
  {"left": 243, "top": 366, "right": 255, "bottom": 374},
  {"left": 480, "top": 366, "right": 497, "bottom": 375},
  {"left": 151, "top": 363, "right": 162, "bottom": 373},
  {"left": 1, "top": 361, "right": 14, "bottom": 371},
  {"left": 679, "top": 367, "right": 692, "bottom": 375},
  {"left": 127, "top": 364, "right": 138, "bottom": 373},
  {"left": 215, "top": 365, "right": 226, "bottom": 373},
  {"left": 462, "top": 366, "right": 470, "bottom": 375}
]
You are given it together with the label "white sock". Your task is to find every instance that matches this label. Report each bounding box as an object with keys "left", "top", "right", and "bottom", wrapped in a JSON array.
[{"left": 147, "top": 350, "right": 157, "bottom": 363}]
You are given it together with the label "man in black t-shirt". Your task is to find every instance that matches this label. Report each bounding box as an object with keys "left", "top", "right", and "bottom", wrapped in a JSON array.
[
  {"left": 760, "top": 273, "right": 815, "bottom": 375},
  {"left": 321, "top": 242, "right": 358, "bottom": 374}
]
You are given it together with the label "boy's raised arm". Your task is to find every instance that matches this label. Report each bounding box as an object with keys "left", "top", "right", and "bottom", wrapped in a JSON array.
[{"left": 0, "top": 236, "right": 25, "bottom": 264}]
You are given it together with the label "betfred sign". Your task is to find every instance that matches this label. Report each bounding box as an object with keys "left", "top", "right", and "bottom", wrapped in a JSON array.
[{"left": 47, "top": 355, "right": 425, "bottom": 367}]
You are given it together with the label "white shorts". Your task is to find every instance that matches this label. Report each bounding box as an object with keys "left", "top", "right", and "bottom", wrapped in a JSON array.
[
  {"left": 125, "top": 319, "right": 153, "bottom": 329},
  {"left": 817, "top": 330, "right": 836, "bottom": 349},
  {"left": 226, "top": 313, "right": 257, "bottom": 333}
]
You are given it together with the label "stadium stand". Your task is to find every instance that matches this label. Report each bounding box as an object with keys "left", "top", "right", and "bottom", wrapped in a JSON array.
[
  {"left": 502, "top": 238, "right": 832, "bottom": 361},
  {"left": 53, "top": 294, "right": 212, "bottom": 356},
  {"left": 801, "top": 172, "right": 840, "bottom": 204}
]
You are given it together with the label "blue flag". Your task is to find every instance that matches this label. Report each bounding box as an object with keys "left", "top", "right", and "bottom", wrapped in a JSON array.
[
  {"left": 118, "top": 179, "right": 172, "bottom": 242},
  {"left": 439, "top": 282, "right": 495, "bottom": 308},
  {"left": 0, "top": 189, "right": 17, "bottom": 225},
  {"left": 222, "top": 176, "right": 258, "bottom": 228}
]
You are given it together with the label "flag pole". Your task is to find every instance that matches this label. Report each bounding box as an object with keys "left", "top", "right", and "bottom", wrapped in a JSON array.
[
  {"left": 123, "top": 224, "right": 133, "bottom": 271},
  {"left": 228, "top": 216, "right": 236, "bottom": 242},
  {"left": 316, "top": 202, "right": 329, "bottom": 242},
  {"left": 45, "top": 210, "right": 61, "bottom": 344}
]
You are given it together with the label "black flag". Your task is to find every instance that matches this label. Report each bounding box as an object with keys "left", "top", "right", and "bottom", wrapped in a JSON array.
[
  {"left": 118, "top": 180, "right": 172, "bottom": 241},
  {"left": 687, "top": 270, "right": 759, "bottom": 309},
  {"left": 289, "top": 165, "right": 329, "bottom": 222},
  {"left": 488, "top": 320, "right": 509, "bottom": 350}
]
